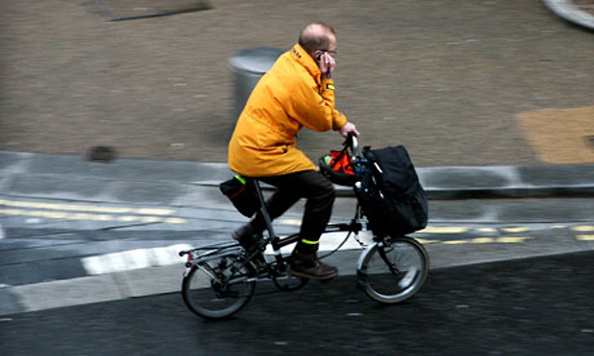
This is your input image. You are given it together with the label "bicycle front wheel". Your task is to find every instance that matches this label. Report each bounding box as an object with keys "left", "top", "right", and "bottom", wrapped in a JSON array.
[
  {"left": 182, "top": 253, "right": 256, "bottom": 320},
  {"left": 358, "top": 236, "right": 429, "bottom": 304}
]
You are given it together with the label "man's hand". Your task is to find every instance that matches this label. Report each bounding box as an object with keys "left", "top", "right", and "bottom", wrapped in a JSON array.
[
  {"left": 317, "top": 52, "right": 335, "bottom": 79},
  {"left": 339, "top": 122, "right": 359, "bottom": 138}
]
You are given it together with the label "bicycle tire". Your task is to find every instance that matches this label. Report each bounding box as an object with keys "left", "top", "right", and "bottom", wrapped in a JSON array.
[
  {"left": 182, "top": 253, "right": 256, "bottom": 319},
  {"left": 357, "top": 236, "right": 429, "bottom": 304}
]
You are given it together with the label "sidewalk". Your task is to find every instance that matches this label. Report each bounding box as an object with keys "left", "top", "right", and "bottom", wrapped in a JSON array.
[{"left": 2, "top": 1, "right": 593, "bottom": 167}]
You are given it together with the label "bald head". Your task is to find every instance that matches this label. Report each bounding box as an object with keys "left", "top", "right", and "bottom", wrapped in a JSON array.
[{"left": 298, "top": 22, "right": 336, "bottom": 55}]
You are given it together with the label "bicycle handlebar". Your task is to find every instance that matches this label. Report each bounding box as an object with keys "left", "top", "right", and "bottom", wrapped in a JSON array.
[{"left": 345, "top": 132, "right": 360, "bottom": 157}]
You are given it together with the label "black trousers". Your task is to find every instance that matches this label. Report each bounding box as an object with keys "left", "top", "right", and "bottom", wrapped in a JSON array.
[{"left": 251, "top": 170, "right": 335, "bottom": 254}]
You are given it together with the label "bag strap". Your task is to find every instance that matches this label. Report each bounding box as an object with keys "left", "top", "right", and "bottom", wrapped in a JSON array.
[{"left": 329, "top": 148, "right": 347, "bottom": 169}]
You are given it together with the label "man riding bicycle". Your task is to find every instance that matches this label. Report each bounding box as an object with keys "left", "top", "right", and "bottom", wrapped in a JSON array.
[{"left": 228, "top": 22, "right": 359, "bottom": 280}]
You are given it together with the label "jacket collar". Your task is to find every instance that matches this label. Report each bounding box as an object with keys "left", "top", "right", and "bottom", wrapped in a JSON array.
[{"left": 290, "top": 44, "right": 322, "bottom": 83}]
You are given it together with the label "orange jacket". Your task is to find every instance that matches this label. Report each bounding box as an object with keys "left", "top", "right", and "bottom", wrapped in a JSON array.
[{"left": 228, "top": 44, "right": 347, "bottom": 177}]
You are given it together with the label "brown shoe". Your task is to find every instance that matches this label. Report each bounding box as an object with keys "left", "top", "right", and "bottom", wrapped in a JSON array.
[
  {"left": 289, "top": 250, "right": 338, "bottom": 280},
  {"left": 232, "top": 223, "right": 260, "bottom": 250}
]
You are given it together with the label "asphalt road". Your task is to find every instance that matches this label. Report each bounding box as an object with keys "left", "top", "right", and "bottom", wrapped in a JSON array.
[
  {"left": 3, "top": 222, "right": 594, "bottom": 356},
  {"left": 2, "top": 247, "right": 594, "bottom": 356}
]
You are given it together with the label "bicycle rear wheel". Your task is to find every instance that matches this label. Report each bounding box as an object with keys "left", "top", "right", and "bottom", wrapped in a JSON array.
[
  {"left": 182, "top": 253, "right": 256, "bottom": 319},
  {"left": 358, "top": 236, "right": 429, "bottom": 304}
]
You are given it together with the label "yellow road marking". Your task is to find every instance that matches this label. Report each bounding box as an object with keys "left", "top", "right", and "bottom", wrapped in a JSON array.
[
  {"left": 164, "top": 217, "right": 186, "bottom": 224},
  {"left": 0, "top": 208, "right": 187, "bottom": 224},
  {"left": 431, "top": 236, "right": 532, "bottom": 245},
  {"left": 442, "top": 240, "right": 469, "bottom": 245},
  {"left": 577, "top": 235, "right": 594, "bottom": 241},
  {"left": 0, "top": 199, "right": 175, "bottom": 215},
  {"left": 572, "top": 226, "right": 594, "bottom": 232},
  {"left": 419, "top": 226, "right": 469, "bottom": 234},
  {"left": 1, "top": 199, "right": 587, "bottom": 238},
  {"left": 502, "top": 227, "right": 530, "bottom": 233},
  {"left": 415, "top": 238, "right": 440, "bottom": 244},
  {"left": 497, "top": 236, "right": 532, "bottom": 243},
  {"left": 476, "top": 228, "right": 497, "bottom": 233},
  {"left": 472, "top": 237, "right": 495, "bottom": 244}
]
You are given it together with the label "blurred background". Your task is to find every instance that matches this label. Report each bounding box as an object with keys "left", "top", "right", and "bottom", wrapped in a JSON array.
[{"left": 0, "top": 0, "right": 592, "bottom": 167}]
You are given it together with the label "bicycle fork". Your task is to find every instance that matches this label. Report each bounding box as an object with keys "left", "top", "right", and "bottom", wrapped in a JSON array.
[
  {"left": 355, "top": 240, "right": 397, "bottom": 291},
  {"left": 355, "top": 241, "right": 376, "bottom": 291}
]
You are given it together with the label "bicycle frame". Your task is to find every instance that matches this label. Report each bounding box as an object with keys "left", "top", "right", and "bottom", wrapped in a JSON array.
[
  {"left": 181, "top": 134, "right": 369, "bottom": 273},
  {"left": 180, "top": 196, "right": 368, "bottom": 281}
]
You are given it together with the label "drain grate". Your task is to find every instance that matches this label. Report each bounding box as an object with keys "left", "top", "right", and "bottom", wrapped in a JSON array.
[
  {"left": 94, "top": 0, "right": 211, "bottom": 21},
  {"left": 86, "top": 146, "right": 117, "bottom": 163}
]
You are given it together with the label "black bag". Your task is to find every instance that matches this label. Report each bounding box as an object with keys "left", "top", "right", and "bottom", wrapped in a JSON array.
[
  {"left": 219, "top": 175, "right": 260, "bottom": 217},
  {"left": 355, "top": 145, "right": 428, "bottom": 236}
]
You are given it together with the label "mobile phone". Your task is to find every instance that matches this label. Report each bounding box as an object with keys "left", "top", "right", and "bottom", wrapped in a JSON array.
[{"left": 316, "top": 51, "right": 331, "bottom": 78}]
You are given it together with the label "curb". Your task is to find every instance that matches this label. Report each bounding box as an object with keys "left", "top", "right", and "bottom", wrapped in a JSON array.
[
  {"left": 195, "top": 165, "right": 594, "bottom": 199},
  {"left": 1, "top": 151, "right": 594, "bottom": 203}
]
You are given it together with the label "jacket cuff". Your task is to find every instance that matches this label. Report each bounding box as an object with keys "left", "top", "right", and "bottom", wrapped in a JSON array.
[{"left": 333, "top": 113, "right": 348, "bottom": 131}]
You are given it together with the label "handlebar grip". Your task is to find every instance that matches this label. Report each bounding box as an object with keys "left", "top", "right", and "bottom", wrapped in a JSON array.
[
  {"left": 340, "top": 132, "right": 360, "bottom": 157},
  {"left": 343, "top": 132, "right": 356, "bottom": 145},
  {"left": 346, "top": 132, "right": 359, "bottom": 157}
]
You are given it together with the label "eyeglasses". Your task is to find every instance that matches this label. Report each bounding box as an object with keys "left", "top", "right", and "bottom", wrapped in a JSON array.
[{"left": 318, "top": 49, "right": 338, "bottom": 56}]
